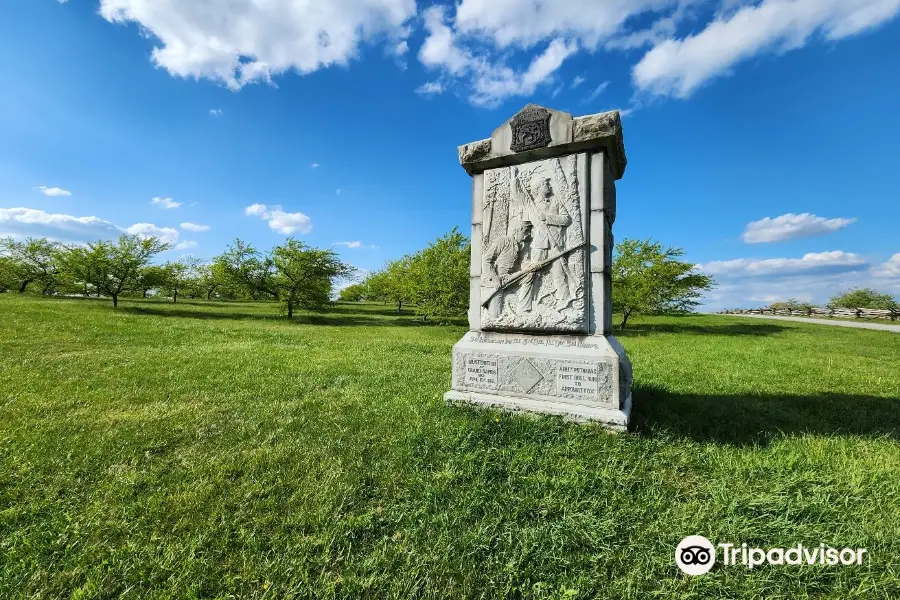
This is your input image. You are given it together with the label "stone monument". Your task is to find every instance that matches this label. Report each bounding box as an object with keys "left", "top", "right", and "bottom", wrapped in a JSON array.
[{"left": 444, "top": 104, "right": 632, "bottom": 430}]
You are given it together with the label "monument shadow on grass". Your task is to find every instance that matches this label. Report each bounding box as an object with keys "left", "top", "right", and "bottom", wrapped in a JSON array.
[
  {"left": 630, "top": 383, "right": 899, "bottom": 446},
  {"left": 121, "top": 304, "right": 465, "bottom": 328},
  {"left": 614, "top": 321, "right": 789, "bottom": 338}
]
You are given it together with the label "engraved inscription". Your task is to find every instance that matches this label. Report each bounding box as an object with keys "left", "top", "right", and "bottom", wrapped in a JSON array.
[
  {"left": 464, "top": 356, "right": 499, "bottom": 389},
  {"left": 556, "top": 362, "right": 599, "bottom": 400}
]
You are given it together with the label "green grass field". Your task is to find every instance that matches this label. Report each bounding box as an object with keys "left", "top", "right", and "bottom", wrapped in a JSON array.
[{"left": 1, "top": 295, "right": 898, "bottom": 599}]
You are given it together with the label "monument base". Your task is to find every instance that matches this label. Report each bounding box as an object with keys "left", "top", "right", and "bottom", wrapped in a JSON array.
[
  {"left": 444, "top": 330, "right": 633, "bottom": 431},
  {"left": 445, "top": 389, "right": 632, "bottom": 431}
]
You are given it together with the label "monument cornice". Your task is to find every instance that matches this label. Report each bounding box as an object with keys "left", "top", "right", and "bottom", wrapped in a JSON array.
[{"left": 458, "top": 105, "right": 627, "bottom": 180}]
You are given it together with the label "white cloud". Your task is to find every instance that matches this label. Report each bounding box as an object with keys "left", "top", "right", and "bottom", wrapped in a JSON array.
[
  {"left": 0, "top": 207, "right": 122, "bottom": 241},
  {"left": 697, "top": 251, "right": 900, "bottom": 311},
  {"left": 175, "top": 240, "right": 198, "bottom": 251},
  {"left": 311, "top": 162, "right": 320, "bottom": 169},
  {"left": 584, "top": 81, "right": 610, "bottom": 102},
  {"left": 151, "top": 196, "right": 181, "bottom": 209},
  {"left": 415, "top": 80, "right": 446, "bottom": 96},
  {"left": 94, "top": 0, "right": 900, "bottom": 108},
  {"left": 741, "top": 212, "right": 857, "bottom": 243},
  {"left": 126, "top": 223, "right": 181, "bottom": 245},
  {"left": 873, "top": 253, "right": 900, "bottom": 278},
  {"left": 180, "top": 222, "right": 210, "bottom": 232},
  {"left": 633, "top": 0, "right": 900, "bottom": 98},
  {"left": 98, "top": 0, "right": 416, "bottom": 90},
  {"left": 36, "top": 186, "right": 72, "bottom": 197},
  {"left": 333, "top": 240, "right": 379, "bottom": 250},
  {"left": 0, "top": 207, "right": 184, "bottom": 248},
  {"left": 209, "top": 108, "right": 223, "bottom": 117},
  {"left": 699, "top": 250, "right": 868, "bottom": 277},
  {"left": 245, "top": 203, "right": 312, "bottom": 235},
  {"left": 417, "top": 5, "right": 579, "bottom": 106},
  {"left": 452, "top": 0, "right": 676, "bottom": 49}
]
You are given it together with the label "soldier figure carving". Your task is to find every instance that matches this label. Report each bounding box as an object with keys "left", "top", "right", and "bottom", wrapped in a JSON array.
[
  {"left": 483, "top": 221, "right": 531, "bottom": 317},
  {"left": 512, "top": 160, "right": 577, "bottom": 312}
]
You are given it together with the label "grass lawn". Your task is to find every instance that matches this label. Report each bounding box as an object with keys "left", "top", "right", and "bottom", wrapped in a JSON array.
[{"left": 1, "top": 295, "right": 898, "bottom": 599}]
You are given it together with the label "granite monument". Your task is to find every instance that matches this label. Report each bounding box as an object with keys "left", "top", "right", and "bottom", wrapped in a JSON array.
[{"left": 444, "top": 104, "right": 632, "bottom": 430}]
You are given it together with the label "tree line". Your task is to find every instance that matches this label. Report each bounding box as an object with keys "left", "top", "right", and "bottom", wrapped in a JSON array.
[
  {"left": 340, "top": 235, "right": 715, "bottom": 328},
  {"left": 766, "top": 288, "right": 898, "bottom": 312},
  {"left": 2, "top": 232, "right": 717, "bottom": 327},
  {"left": 0, "top": 235, "right": 352, "bottom": 317}
]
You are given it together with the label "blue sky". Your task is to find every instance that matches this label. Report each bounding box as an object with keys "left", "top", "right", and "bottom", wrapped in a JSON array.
[{"left": 1, "top": 0, "right": 899, "bottom": 310}]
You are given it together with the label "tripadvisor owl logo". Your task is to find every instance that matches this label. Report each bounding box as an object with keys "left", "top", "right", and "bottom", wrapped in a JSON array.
[
  {"left": 675, "top": 536, "right": 716, "bottom": 575},
  {"left": 675, "top": 536, "right": 869, "bottom": 575}
]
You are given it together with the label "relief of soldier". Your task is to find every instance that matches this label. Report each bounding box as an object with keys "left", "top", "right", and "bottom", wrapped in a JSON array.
[{"left": 482, "top": 157, "right": 583, "bottom": 320}]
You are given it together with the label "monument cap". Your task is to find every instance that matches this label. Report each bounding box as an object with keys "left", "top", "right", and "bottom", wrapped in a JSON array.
[{"left": 457, "top": 104, "right": 627, "bottom": 179}]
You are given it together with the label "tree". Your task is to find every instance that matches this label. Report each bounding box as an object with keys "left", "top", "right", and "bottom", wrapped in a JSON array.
[
  {"left": 270, "top": 239, "right": 354, "bottom": 318},
  {"left": 59, "top": 235, "right": 170, "bottom": 307},
  {"left": 195, "top": 262, "right": 228, "bottom": 300},
  {"left": 0, "top": 237, "right": 61, "bottom": 294},
  {"left": 0, "top": 256, "right": 16, "bottom": 292},
  {"left": 407, "top": 228, "right": 470, "bottom": 321},
  {"left": 612, "top": 238, "right": 715, "bottom": 329},
  {"left": 365, "top": 256, "right": 414, "bottom": 313},
  {"left": 137, "top": 265, "right": 170, "bottom": 298},
  {"left": 338, "top": 283, "right": 369, "bottom": 302},
  {"left": 161, "top": 257, "right": 201, "bottom": 304},
  {"left": 828, "top": 288, "right": 897, "bottom": 310},
  {"left": 769, "top": 298, "right": 816, "bottom": 312},
  {"left": 213, "top": 239, "right": 275, "bottom": 300}
]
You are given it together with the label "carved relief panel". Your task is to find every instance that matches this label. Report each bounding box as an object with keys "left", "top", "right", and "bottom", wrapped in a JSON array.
[{"left": 480, "top": 154, "right": 589, "bottom": 333}]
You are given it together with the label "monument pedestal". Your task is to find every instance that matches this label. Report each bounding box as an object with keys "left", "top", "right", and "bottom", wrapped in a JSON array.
[
  {"left": 444, "top": 331, "right": 632, "bottom": 430},
  {"left": 446, "top": 104, "right": 633, "bottom": 430}
]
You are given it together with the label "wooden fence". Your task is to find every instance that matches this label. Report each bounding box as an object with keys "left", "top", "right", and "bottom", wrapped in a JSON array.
[{"left": 720, "top": 307, "right": 899, "bottom": 321}]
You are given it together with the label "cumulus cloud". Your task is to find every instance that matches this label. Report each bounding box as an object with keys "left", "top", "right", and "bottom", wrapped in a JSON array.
[
  {"left": 36, "top": 186, "right": 73, "bottom": 197},
  {"left": 98, "top": 0, "right": 416, "bottom": 90},
  {"left": 417, "top": 5, "right": 580, "bottom": 106},
  {"left": 94, "top": 0, "right": 900, "bottom": 106},
  {"left": 1, "top": 207, "right": 122, "bottom": 242},
  {"left": 245, "top": 203, "right": 312, "bottom": 235},
  {"left": 741, "top": 213, "right": 857, "bottom": 243},
  {"left": 209, "top": 108, "right": 224, "bottom": 117},
  {"left": 0, "top": 207, "right": 184, "bottom": 248},
  {"left": 151, "top": 196, "right": 181, "bottom": 209},
  {"left": 180, "top": 222, "right": 210, "bottom": 232},
  {"left": 697, "top": 250, "right": 900, "bottom": 311},
  {"left": 126, "top": 223, "right": 181, "bottom": 245},
  {"left": 311, "top": 162, "right": 320, "bottom": 169},
  {"left": 633, "top": 0, "right": 900, "bottom": 98},
  {"left": 873, "top": 253, "right": 900, "bottom": 278},
  {"left": 175, "top": 240, "right": 198, "bottom": 251},
  {"left": 699, "top": 250, "right": 867, "bottom": 277},
  {"left": 333, "top": 240, "right": 379, "bottom": 250},
  {"left": 415, "top": 80, "right": 446, "bottom": 96}
]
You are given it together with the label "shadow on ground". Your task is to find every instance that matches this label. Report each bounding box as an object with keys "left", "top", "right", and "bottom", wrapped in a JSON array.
[
  {"left": 120, "top": 305, "right": 465, "bottom": 327},
  {"left": 631, "top": 383, "right": 899, "bottom": 445}
]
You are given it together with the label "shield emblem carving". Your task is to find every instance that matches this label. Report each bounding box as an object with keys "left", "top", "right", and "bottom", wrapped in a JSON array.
[{"left": 509, "top": 106, "right": 552, "bottom": 153}]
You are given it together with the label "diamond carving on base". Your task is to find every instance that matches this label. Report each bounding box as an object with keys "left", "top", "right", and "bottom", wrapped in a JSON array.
[{"left": 512, "top": 359, "right": 543, "bottom": 393}]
